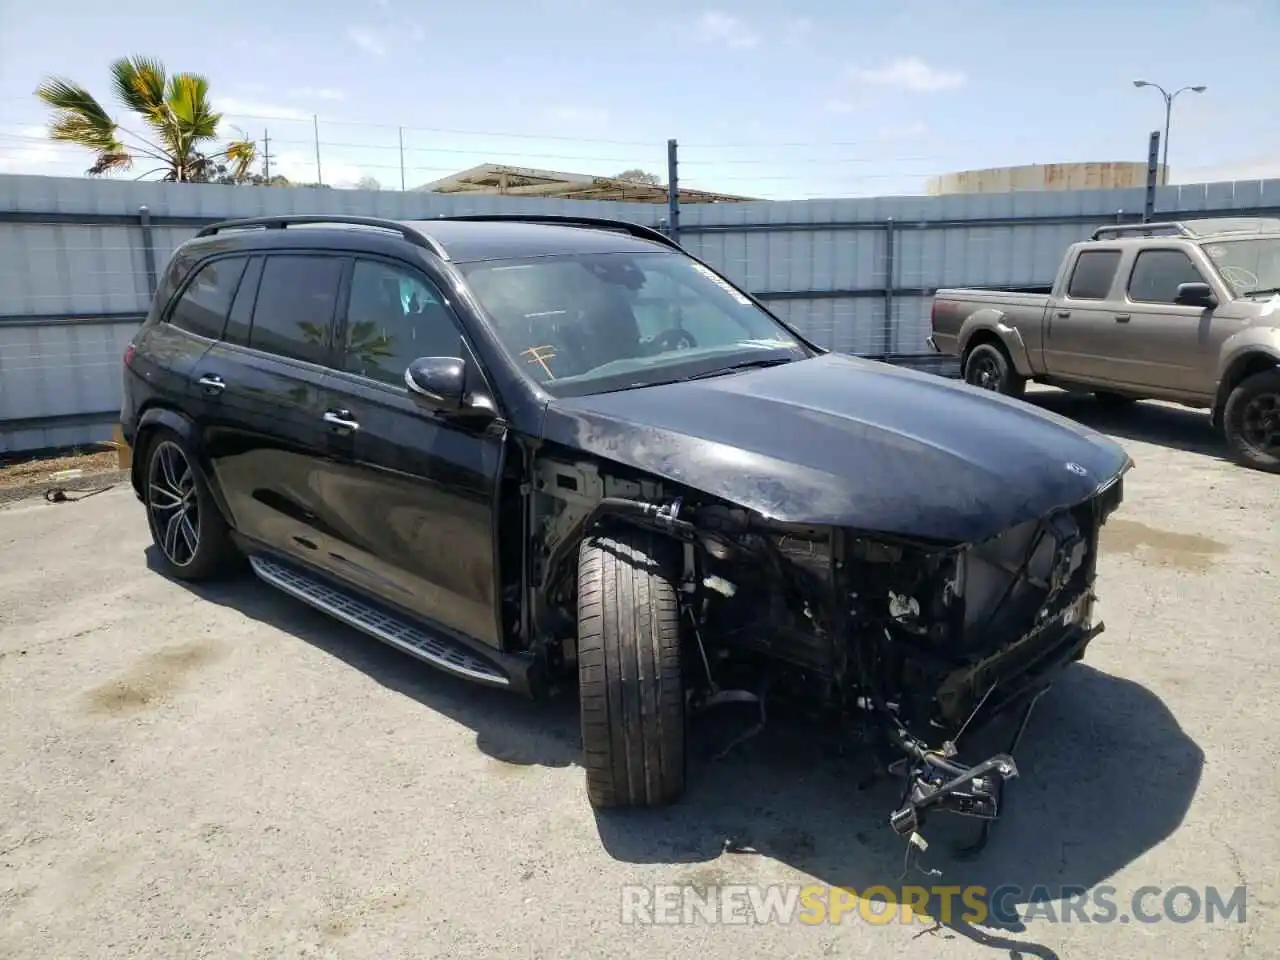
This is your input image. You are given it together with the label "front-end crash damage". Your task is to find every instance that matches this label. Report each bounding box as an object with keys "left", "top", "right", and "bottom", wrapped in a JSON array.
[{"left": 527, "top": 449, "right": 1129, "bottom": 854}]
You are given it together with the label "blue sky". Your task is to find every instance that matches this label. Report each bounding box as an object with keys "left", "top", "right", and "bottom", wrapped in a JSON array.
[{"left": 1, "top": 0, "right": 1277, "bottom": 198}]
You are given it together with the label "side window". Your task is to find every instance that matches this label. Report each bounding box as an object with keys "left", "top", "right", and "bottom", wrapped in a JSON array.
[
  {"left": 342, "top": 259, "right": 463, "bottom": 386},
  {"left": 167, "top": 256, "right": 248, "bottom": 339},
  {"left": 1127, "top": 250, "right": 1205, "bottom": 304},
  {"left": 223, "top": 257, "right": 263, "bottom": 347},
  {"left": 247, "top": 255, "right": 344, "bottom": 364},
  {"left": 1066, "top": 250, "right": 1122, "bottom": 300}
]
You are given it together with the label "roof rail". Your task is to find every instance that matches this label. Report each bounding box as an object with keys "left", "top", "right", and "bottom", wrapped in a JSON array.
[
  {"left": 195, "top": 215, "right": 450, "bottom": 260},
  {"left": 432, "top": 214, "right": 682, "bottom": 251},
  {"left": 1090, "top": 221, "right": 1195, "bottom": 241}
]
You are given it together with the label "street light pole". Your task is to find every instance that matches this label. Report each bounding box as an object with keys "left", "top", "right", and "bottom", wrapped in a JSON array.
[{"left": 1133, "top": 80, "right": 1207, "bottom": 186}]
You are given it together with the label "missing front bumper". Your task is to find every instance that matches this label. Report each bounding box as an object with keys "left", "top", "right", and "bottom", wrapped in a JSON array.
[{"left": 886, "top": 619, "right": 1102, "bottom": 855}]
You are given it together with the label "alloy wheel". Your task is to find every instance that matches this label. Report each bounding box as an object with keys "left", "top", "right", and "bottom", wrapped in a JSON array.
[
  {"left": 967, "top": 355, "right": 1001, "bottom": 391},
  {"left": 1239, "top": 391, "right": 1280, "bottom": 459},
  {"left": 147, "top": 440, "right": 200, "bottom": 567}
]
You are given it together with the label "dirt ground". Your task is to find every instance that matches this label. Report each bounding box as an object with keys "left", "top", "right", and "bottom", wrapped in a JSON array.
[{"left": 0, "top": 390, "right": 1276, "bottom": 959}]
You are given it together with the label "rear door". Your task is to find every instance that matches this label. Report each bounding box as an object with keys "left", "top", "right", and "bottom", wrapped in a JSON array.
[
  {"left": 194, "top": 252, "right": 352, "bottom": 569},
  {"left": 1044, "top": 247, "right": 1126, "bottom": 383},
  {"left": 312, "top": 255, "right": 507, "bottom": 649}
]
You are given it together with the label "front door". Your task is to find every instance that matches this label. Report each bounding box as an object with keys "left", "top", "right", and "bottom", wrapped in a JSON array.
[
  {"left": 313, "top": 255, "right": 507, "bottom": 650},
  {"left": 1118, "top": 247, "right": 1222, "bottom": 395}
]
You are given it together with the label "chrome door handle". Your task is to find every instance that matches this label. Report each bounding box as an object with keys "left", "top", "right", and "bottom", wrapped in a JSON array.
[
  {"left": 197, "top": 373, "right": 225, "bottom": 394},
  {"left": 322, "top": 410, "right": 360, "bottom": 433},
  {"left": 1114, "top": 314, "right": 1131, "bottom": 323}
]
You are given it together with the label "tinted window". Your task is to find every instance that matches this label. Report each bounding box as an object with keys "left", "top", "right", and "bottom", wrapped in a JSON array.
[
  {"left": 167, "top": 256, "right": 248, "bottom": 339},
  {"left": 458, "top": 251, "right": 804, "bottom": 396},
  {"left": 248, "top": 255, "right": 344, "bottom": 364},
  {"left": 1127, "top": 249, "right": 1205, "bottom": 303},
  {"left": 342, "top": 260, "right": 462, "bottom": 386},
  {"left": 223, "top": 257, "right": 263, "bottom": 347},
  {"left": 1066, "top": 250, "right": 1121, "bottom": 300}
]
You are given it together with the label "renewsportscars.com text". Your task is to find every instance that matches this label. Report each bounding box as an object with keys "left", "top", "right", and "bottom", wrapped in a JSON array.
[{"left": 620, "top": 883, "right": 1248, "bottom": 927}]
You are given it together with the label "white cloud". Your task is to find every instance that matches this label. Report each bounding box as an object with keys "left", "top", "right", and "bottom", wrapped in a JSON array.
[
  {"left": 272, "top": 149, "right": 365, "bottom": 188},
  {"left": 1176, "top": 156, "right": 1280, "bottom": 184},
  {"left": 347, "top": 26, "right": 388, "bottom": 56},
  {"left": 784, "top": 17, "right": 813, "bottom": 41},
  {"left": 0, "top": 126, "right": 68, "bottom": 174},
  {"left": 213, "top": 97, "right": 311, "bottom": 122},
  {"left": 694, "top": 12, "right": 760, "bottom": 50},
  {"left": 544, "top": 105, "right": 610, "bottom": 124},
  {"left": 848, "top": 57, "right": 966, "bottom": 92},
  {"left": 288, "top": 87, "right": 347, "bottom": 102}
]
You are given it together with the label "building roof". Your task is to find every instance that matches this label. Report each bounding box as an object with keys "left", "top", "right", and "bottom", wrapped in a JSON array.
[{"left": 412, "top": 163, "right": 758, "bottom": 204}]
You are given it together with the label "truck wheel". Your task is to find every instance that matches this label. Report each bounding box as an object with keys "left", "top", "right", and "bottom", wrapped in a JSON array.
[
  {"left": 964, "top": 343, "right": 1025, "bottom": 398},
  {"left": 1223, "top": 368, "right": 1280, "bottom": 474},
  {"left": 577, "top": 528, "right": 686, "bottom": 809}
]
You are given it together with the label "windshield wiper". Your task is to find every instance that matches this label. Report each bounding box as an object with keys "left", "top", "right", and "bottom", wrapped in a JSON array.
[
  {"left": 678, "top": 356, "right": 797, "bottom": 381},
  {"left": 1242, "top": 286, "right": 1280, "bottom": 298}
]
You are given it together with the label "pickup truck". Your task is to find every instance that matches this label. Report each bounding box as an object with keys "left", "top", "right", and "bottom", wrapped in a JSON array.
[{"left": 928, "top": 217, "right": 1280, "bottom": 473}]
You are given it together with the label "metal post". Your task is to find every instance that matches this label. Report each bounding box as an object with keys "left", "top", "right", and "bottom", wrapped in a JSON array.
[
  {"left": 313, "top": 114, "right": 323, "bottom": 185},
  {"left": 1161, "top": 95, "right": 1172, "bottom": 186},
  {"left": 1144, "top": 130, "right": 1160, "bottom": 222},
  {"left": 262, "top": 129, "right": 271, "bottom": 180},
  {"left": 883, "top": 218, "right": 896, "bottom": 357},
  {"left": 666, "top": 138, "right": 680, "bottom": 244},
  {"left": 398, "top": 127, "right": 406, "bottom": 191},
  {"left": 138, "top": 205, "right": 157, "bottom": 297}
]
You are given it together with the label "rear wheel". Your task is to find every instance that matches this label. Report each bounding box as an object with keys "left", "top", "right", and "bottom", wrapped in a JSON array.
[
  {"left": 1223, "top": 368, "right": 1280, "bottom": 474},
  {"left": 964, "top": 343, "right": 1025, "bottom": 398},
  {"left": 143, "top": 428, "right": 239, "bottom": 580},
  {"left": 577, "top": 528, "right": 686, "bottom": 809}
]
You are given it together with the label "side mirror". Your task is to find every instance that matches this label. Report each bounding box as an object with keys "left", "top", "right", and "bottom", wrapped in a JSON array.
[
  {"left": 404, "top": 356, "right": 466, "bottom": 411},
  {"left": 1175, "top": 281, "right": 1217, "bottom": 308}
]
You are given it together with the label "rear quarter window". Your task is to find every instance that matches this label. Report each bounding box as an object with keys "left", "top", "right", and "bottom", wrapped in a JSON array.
[{"left": 166, "top": 255, "right": 249, "bottom": 340}]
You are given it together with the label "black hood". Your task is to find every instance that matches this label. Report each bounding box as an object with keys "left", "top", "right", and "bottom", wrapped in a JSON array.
[{"left": 540, "top": 353, "right": 1132, "bottom": 545}]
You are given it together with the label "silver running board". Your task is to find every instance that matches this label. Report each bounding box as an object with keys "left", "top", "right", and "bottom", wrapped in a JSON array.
[{"left": 248, "top": 555, "right": 510, "bottom": 687}]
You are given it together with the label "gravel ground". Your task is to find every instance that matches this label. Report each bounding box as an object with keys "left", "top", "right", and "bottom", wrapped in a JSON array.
[{"left": 1, "top": 391, "right": 1276, "bottom": 960}]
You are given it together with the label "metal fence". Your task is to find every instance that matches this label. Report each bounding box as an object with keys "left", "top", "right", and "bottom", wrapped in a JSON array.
[{"left": 4, "top": 170, "right": 1280, "bottom": 454}]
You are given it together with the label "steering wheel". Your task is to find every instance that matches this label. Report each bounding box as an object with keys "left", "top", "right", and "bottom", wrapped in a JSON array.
[{"left": 652, "top": 327, "right": 698, "bottom": 352}]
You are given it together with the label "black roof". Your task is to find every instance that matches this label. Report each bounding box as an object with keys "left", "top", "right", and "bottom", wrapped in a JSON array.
[{"left": 189, "top": 214, "right": 677, "bottom": 264}]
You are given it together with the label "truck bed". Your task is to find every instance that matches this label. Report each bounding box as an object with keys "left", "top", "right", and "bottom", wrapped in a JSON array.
[{"left": 929, "top": 288, "right": 1052, "bottom": 358}]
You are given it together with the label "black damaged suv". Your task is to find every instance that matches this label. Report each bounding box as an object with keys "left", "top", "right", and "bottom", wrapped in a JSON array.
[{"left": 121, "top": 214, "right": 1131, "bottom": 847}]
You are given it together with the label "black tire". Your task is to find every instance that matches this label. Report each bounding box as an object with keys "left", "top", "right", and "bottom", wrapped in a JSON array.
[
  {"left": 964, "top": 343, "right": 1025, "bottom": 398},
  {"left": 142, "top": 427, "right": 239, "bottom": 580},
  {"left": 577, "top": 528, "right": 686, "bottom": 809},
  {"left": 1223, "top": 368, "right": 1280, "bottom": 474},
  {"left": 1093, "top": 391, "right": 1139, "bottom": 406}
]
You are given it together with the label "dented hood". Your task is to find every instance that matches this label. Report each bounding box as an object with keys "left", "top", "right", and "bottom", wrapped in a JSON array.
[{"left": 540, "top": 353, "right": 1132, "bottom": 545}]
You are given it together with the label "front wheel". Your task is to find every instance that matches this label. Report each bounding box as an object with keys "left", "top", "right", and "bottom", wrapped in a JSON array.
[
  {"left": 1223, "top": 368, "right": 1280, "bottom": 474},
  {"left": 143, "top": 428, "right": 239, "bottom": 580},
  {"left": 576, "top": 528, "right": 686, "bottom": 809},
  {"left": 964, "top": 343, "right": 1025, "bottom": 398}
]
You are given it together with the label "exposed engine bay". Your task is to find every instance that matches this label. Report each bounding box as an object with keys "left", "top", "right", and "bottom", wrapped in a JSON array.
[{"left": 526, "top": 454, "right": 1125, "bottom": 854}]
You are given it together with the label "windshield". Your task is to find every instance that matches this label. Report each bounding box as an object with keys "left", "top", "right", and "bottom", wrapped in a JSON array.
[
  {"left": 457, "top": 251, "right": 810, "bottom": 396},
  {"left": 1201, "top": 238, "right": 1280, "bottom": 296}
]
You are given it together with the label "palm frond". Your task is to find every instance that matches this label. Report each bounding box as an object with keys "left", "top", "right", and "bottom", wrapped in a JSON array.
[
  {"left": 109, "top": 56, "right": 167, "bottom": 120},
  {"left": 224, "top": 137, "right": 257, "bottom": 180},
  {"left": 35, "top": 76, "right": 131, "bottom": 174},
  {"left": 167, "top": 73, "right": 220, "bottom": 141}
]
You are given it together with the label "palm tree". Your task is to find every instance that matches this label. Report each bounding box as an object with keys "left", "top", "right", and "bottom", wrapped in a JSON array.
[{"left": 34, "top": 56, "right": 256, "bottom": 182}]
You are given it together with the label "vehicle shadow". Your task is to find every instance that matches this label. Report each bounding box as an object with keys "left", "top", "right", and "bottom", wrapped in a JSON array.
[
  {"left": 1024, "top": 389, "right": 1227, "bottom": 461},
  {"left": 151, "top": 548, "right": 1204, "bottom": 958}
]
